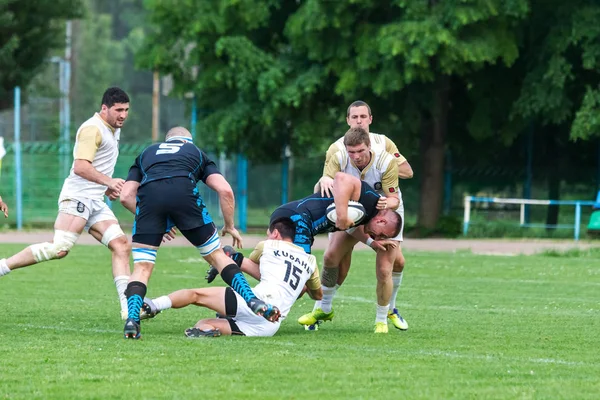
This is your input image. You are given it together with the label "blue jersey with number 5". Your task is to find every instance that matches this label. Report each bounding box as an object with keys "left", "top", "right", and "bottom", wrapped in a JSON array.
[{"left": 126, "top": 139, "right": 220, "bottom": 186}]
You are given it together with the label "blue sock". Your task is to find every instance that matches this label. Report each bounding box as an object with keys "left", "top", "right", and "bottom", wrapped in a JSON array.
[
  {"left": 220, "top": 264, "right": 256, "bottom": 303},
  {"left": 125, "top": 281, "right": 147, "bottom": 322}
]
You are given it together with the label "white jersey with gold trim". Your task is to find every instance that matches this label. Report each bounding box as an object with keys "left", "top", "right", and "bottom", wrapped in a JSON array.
[
  {"left": 59, "top": 114, "right": 120, "bottom": 202},
  {"left": 252, "top": 240, "right": 317, "bottom": 319}
]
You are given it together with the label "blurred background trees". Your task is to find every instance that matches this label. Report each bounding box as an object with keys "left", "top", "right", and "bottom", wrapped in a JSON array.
[{"left": 2, "top": 0, "right": 600, "bottom": 233}]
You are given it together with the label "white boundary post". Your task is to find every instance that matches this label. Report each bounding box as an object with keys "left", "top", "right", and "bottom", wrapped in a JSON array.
[{"left": 463, "top": 196, "right": 471, "bottom": 236}]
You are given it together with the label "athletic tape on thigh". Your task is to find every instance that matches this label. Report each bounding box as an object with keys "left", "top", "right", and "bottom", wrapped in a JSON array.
[
  {"left": 132, "top": 247, "right": 157, "bottom": 264},
  {"left": 196, "top": 229, "right": 221, "bottom": 257},
  {"left": 31, "top": 230, "right": 80, "bottom": 262},
  {"left": 101, "top": 224, "right": 125, "bottom": 246}
]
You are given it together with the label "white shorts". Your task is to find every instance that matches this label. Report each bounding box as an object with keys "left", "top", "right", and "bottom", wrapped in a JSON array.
[
  {"left": 344, "top": 202, "right": 405, "bottom": 242},
  {"left": 58, "top": 197, "right": 117, "bottom": 230},
  {"left": 230, "top": 292, "right": 281, "bottom": 337},
  {"left": 393, "top": 202, "right": 404, "bottom": 242}
]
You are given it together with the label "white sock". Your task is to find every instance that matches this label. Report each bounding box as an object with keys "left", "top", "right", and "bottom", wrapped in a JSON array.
[
  {"left": 114, "top": 275, "right": 129, "bottom": 313},
  {"left": 376, "top": 304, "right": 389, "bottom": 324},
  {"left": 320, "top": 284, "right": 339, "bottom": 313},
  {"left": 312, "top": 300, "right": 323, "bottom": 312},
  {"left": 389, "top": 272, "right": 403, "bottom": 311},
  {"left": 153, "top": 295, "right": 172, "bottom": 311},
  {"left": 0, "top": 259, "right": 10, "bottom": 277}
]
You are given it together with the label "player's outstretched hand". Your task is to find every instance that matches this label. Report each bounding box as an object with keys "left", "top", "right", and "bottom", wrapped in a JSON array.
[
  {"left": 376, "top": 196, "right": 388, "bottom": 210},
  {"left": 0, "top": 199, "right": 8, "bottom": 218},
  {"left": 318, "top": 176, "right": 334, "bottom": 198},
  {"left": 370, "top": 239, "right": 398, "bottom": 252},
  {"left": 105, "top": 188, "right": 119, "bottom": 201},
  {"left": 221, "top": 226, "right": 243, "bottom": 249},
  {"left": 162, "top": 227, "right": 177, "bottom": 243},
  {"left": 107, "top": 178, "right": 125, "bottom": 194},
  {"left": 335, "top": 215, "right": 354, "bottom": 231}
]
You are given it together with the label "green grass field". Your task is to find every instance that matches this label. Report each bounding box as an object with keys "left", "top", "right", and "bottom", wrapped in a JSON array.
[{"left": 1, "top": 244, "right": 599, "bottom": 399}]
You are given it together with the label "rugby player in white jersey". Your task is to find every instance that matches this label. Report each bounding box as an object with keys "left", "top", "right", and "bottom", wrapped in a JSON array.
[
  {"left": 141, "top": 218, "right": 322, "bottom": 337},
  {"left": 301, "top": 102, "right": 413, "bottom": 333},
  {"left": 0, "top": 87, "right": 132, "bottom": 319}
]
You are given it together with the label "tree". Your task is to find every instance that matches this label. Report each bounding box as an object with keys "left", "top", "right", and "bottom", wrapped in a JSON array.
[
  {"left": 138, "top": 0, "right": 600, "bottom": 230},
  {"left": 509, "top": 0, "right": 600, "bottom": 225},
  {"left": 0, "top": 0, "right": 83, "bottom": 110},
  {"left": 71, "top": 0, "right": 126, "bottom": 128}
]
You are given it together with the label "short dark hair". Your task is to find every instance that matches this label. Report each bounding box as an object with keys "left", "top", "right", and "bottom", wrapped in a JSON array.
[
  {"left": 388, "top": 211, "right": 403, "bottom": 238},
  {"left": 269, "top": 218, "right": 296, "bottom": 240},
  {"left": 347, "top": 100, "right": 371, "bottom": 117},
  {"left": 101, "top": 87, "right": 130, "bottom": 108},
  {"left": 343, "top": 127, "right": 370, "bottom": 147}
]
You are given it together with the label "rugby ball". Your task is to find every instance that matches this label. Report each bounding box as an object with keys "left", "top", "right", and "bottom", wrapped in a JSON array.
[{"left": 326, "top": 201, "right": 366, "bottom": 225}]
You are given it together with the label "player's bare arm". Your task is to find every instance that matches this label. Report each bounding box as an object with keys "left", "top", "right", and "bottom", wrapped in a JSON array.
[
  {"left": 119, "top": 181, "right": 140, "bottom": 214},
  {"left": 306, "top": 269, "right": 323, "bottom": 300},
  {"left": 348, "top": 226, "right": 392, "bottom": 252},
  {"left": 205, "top": 174, "right": 243, "bottom": 249},
  {"left": 383, "top": 135, "right": 413, "bottom": 179},
  {"left": 318, "top": 149, "right": 342, "bottom": 197},
  {"left": 239, "top": 258, "right": 261, "bottom": 280},
  {"left": 377, "top": 194, "right": 399, "bottom": 211},
  {"left": 73, "top": 159, "right": 124, "bottom": 193},
  {"left": 332, "top": 172, "right": 362, "bottom": 230},
  {"left": 398, "top": 160, "right": 413, "bottom": 179},
  {"left": 0, "top": 196, "right": 8, "bottom": 218}
]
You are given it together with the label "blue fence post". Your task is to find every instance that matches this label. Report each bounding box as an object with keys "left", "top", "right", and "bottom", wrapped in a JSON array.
[
  {"left": 14, "top": 87, "right": 23, "bottom": 230},
  {"left": 574, "top": 202, "right": 581, "bottom": 241},
  {"left": 236, "top": 154, "right": 248, "bottom": 233}
]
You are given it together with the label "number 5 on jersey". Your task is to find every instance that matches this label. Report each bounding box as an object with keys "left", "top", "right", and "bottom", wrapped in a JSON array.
[{"left": 156, "top": 142, "right": 184, "bottom": 155}]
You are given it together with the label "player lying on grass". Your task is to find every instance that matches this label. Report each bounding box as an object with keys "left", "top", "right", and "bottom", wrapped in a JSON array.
[{"left": 141, "top": 218, "right": 322, "bottom": 337}]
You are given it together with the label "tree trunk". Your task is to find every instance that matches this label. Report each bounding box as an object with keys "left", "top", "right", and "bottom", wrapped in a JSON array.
[{"left": 417, "top": 76, "right": 450, "bottom": 230}]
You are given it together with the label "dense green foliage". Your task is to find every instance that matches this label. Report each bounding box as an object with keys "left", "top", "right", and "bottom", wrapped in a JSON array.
[
  {"left": 137, "top": 0, "right": 600, "bottom": 228},
  {"left": 0, "top": 0, "right": 83, "bottom": 109}
]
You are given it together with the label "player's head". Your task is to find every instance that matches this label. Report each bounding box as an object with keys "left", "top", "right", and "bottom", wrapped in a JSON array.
[
  {"left": 344, "top": 127, "right": 371, "bottom": 169},
  {"left": 165, "top": 126, "right": 193, "bottom": 143},
  {"left": 364, "top": 209, "right": 402, "bottom": 241},
  {"left": 267, "top": 218, "right": 296, "bottom": 241},
  {"left": 346, "top": 100, "right": 372, "bottom": 132},
  {"left": 100, "top": 87, "right": 130, "bottom": 129}
]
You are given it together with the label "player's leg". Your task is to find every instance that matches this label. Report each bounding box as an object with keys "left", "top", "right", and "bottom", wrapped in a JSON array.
[
  {"left": 87, "top": 201, "right": 131, "bottom": 319},
  {"left": 337, "top": 251, "right": 353, "bottom": 286},
  {"left": 387, "top": 244, "right": 408, "bottom": 330},
  {"left": 188, "top": 288, "right": 279, "bottom": 337},
  {"left": 0, "top": 202, "right": 87, "bottom": 276},
  {"left": 122, "top": 195, "right": 165, "bottom": 339},
  {"left": 205, "top": 244, "right": 262, "bottom": 283},
  {"left": 123, "top": 239, "right": 159, "bottom": 339},
  {"left": 387, "top": 204, "right": 408, "bottom": 330},
  {"left": 374, "top": 244, "right": 397, "bottom": 334},
  {"left": 149, "top": 287, "right": 228, "bottom": 314},
  {"left": 179, "top": 224, "right": 280, "bottom": 322},
  {"left": 298, "top": 231, "right": 357, "bottom": 327}
]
